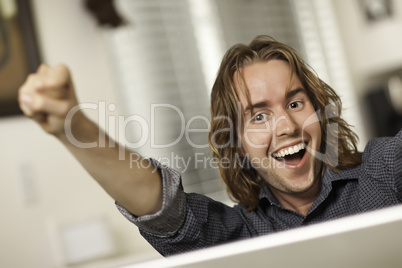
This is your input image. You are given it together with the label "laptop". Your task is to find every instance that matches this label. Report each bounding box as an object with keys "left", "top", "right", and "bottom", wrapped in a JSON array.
[{"left": 124, "top": 204, "right": 402, "bottom": 268}]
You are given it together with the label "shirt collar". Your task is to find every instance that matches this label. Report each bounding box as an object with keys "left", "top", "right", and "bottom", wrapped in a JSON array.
[
  {"left": 259, "top": 182, "right": 279, "bottom": 206},
  {"left": 322, "top": 165, "right": 362, "bottom": 183}
]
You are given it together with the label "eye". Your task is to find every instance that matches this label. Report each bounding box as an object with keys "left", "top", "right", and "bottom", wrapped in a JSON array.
[
  {"left": 252, "top": 113, "right": 268, "bottom": 123},
  {"left": 288, "top": 101, "right": 303, "bottom": 110}
]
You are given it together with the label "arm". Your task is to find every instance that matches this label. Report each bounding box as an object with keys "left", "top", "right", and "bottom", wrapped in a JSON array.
[{"left": 18, "top": 64, "right": 162, "bottom": 216}]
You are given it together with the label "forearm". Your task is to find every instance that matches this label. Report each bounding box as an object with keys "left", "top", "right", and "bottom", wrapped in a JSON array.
[
  {"left": 58, "top": 113, "right": 163, "bottom": 216},
  {"left": 18, "top": 64, "right": 162, "bottom": 217}
]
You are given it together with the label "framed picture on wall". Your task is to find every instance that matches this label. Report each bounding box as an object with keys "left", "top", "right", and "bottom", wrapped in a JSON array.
[
  {"left": 359, "top": 0, "right": 393, "bottom": 22},
  {"left": 0, "top": 0, "right": 41, "bottom": 117}
]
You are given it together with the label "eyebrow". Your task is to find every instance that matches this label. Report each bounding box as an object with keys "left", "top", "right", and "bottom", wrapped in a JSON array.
[
  {"left": 244, "top": 87, "right": 306, "bottom": 113},
  {"left": 244, "top": 101, "right": 269, "bottom": 114},
  {"left": 286, "top": 87, "right": 306, "bottom": 99}
]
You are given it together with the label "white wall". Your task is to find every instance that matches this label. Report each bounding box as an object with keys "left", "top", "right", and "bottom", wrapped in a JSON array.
[
  {"left": 0, "top": 0, "right": 159, "bottom": 267},
  {"left": 332, "top": 0, "right": 402, "bottom": 94},
  {"left": 331, "top": 0, "right": 402, "bottom": 140}
]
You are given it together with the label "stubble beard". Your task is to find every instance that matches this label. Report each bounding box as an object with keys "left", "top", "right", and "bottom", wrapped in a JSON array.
[{"left": 258, "top": 156, "right": 323, "bottom": 195}]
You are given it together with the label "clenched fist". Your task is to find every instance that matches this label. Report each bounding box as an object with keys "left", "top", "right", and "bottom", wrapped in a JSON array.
[{"left": 18, "top": 64, "right": 82, "bottom": 137}]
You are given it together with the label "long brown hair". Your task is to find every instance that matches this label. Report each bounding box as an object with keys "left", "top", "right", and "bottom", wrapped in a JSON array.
[{"left": 208, "top": 35, "right": 361, "bottom": 211}]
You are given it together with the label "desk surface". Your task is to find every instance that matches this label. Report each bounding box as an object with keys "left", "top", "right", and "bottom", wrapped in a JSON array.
[{"left": 124, "top": 205, "right": 402, "bottom": 268}]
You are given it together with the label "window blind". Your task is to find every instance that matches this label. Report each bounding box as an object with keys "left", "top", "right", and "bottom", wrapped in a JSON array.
[
  {"left": 215, "top": 0, "right": 302, "bottom": 53},
  {"left": 102, "top": 0, "right": 303, "bottom": 203},
  {"left": 291, "top": 0, "right": 367, "bottom": 149}
]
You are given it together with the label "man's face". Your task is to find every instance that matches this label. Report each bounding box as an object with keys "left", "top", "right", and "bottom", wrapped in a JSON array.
[{"left": 234, "top": 60, "right": 322, "bottom": 197}]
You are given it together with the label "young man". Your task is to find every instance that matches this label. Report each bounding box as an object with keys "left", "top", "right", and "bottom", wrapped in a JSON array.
[{"left": 18, "top": 36, "right": 401, "bottom": 256}]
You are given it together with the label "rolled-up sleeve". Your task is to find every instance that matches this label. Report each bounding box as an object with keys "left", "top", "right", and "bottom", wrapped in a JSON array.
[{"left": 115, "top": 158, "right": 187, "bottom": 237}]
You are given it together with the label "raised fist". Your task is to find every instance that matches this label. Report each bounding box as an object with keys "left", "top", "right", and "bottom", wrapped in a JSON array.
[{"left": 18, "top": 64, "right": 81, "bottom": 136}]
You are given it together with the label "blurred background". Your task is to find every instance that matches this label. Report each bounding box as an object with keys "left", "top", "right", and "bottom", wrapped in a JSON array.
[{"left": 1, "top": 0, "right": 401, "bottom": 267}]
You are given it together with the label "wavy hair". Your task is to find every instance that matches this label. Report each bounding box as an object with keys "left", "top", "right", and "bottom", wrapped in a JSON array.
[{"left": 208, "top": 35, "right": 361, "bottom": 211}]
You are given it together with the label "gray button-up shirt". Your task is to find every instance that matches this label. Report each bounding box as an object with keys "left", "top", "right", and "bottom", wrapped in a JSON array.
[{"left": 117, "top": 129, "right": 402, "bottom": 256}]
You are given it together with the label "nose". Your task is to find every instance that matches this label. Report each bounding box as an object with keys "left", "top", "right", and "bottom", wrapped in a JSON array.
[{"left": 274, "top": 111, "right": 298, "bottom": 137}]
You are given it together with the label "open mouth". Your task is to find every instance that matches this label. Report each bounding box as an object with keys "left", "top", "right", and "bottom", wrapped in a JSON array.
[{"left": 271, "top": 142, "right": 307, "bottom": 166}]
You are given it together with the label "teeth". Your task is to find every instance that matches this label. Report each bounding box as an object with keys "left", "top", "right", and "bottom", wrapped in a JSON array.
[
  {"left": 272, "top": 142, "right": 305, "bottom": 158},
  {"left": 293, "top": 145, "right": 300, "bottom": 153}
]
